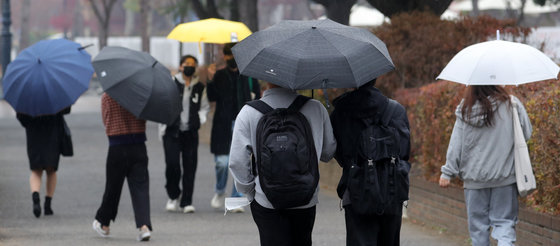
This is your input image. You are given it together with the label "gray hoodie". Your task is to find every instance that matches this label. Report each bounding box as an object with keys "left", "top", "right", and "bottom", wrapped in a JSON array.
[
  {"left": 441, "top": 96, "right": 532, "bottom": 189},
  {"left": 228, "top": 88, "right": 336, "bottom": 209}
]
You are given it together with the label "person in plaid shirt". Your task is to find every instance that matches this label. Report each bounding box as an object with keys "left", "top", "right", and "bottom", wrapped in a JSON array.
[{"left": 92, "top": 93, "right": 152, "bottom": 241}]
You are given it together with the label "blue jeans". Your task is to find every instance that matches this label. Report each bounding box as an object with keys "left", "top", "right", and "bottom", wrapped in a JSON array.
[{"left": 215, "top": 154, "right": 242, "bottom": 197}]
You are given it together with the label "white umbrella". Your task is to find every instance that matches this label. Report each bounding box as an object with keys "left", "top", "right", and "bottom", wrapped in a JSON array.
[{"left": 437, "top": 39, "right": 559, "bottom": 85}]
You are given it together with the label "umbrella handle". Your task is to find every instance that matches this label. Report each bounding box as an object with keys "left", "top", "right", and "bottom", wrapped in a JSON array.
[{"left": 322, "top": 79, "right": 330, "bottom": 109}]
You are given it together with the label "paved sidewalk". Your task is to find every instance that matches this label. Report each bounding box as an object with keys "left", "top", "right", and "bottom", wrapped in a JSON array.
[{"left": 0, "top": 95, "right": 467, "bottom": 245}]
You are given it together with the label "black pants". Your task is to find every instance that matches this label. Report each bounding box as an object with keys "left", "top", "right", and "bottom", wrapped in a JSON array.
[
  {"left": 163, "top": 130, "right": 198, "bottom": 207},
  {"left": 344, "top": 204, "right": 402, "bottom": 246},
  {"left": 95, "top": 143, "right": 152, "bottom": 230},
  {"left": 250, "top": 201, "right": 316, "bottom": 246}
]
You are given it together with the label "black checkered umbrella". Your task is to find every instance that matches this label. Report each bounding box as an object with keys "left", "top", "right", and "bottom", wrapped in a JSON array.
[
  {"left": 232, "top": 19, "right": 394, "bottom": 90},
  {"left": 92, "top": 46, "right": 181, "bottom": 124}
]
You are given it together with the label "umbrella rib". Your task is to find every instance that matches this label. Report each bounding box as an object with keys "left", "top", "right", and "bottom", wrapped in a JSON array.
[{"left": 315, "top": 30, "right": 358, "bottom": 86}]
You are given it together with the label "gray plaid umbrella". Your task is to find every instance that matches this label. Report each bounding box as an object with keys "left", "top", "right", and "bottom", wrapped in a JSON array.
[
  {"left": 92, "top": 46, "right": 181, "bottom": 124},
  {"left": 232, "top": 19, "right": 394, "bottom": 90}
]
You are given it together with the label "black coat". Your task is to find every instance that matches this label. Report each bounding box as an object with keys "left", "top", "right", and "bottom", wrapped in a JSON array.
[
  {"left": 17, "top": 107, "right": 71, "bottom": 170},
  {"left": 207, "top": 68, "right": 260, "bottom": 155},
  {"left": 166, "top": 77, "right": 205, "bottom": 137},
  {"left": 330, "top": 86, "right": 411, "bottom": 167}
]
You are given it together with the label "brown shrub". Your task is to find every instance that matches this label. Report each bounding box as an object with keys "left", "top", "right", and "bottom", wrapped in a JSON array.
[{"left": 372, "top": 12, "right": 531, "bottom": 96}]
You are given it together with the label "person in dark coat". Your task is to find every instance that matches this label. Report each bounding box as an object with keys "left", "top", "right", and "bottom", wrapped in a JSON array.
[
  {"left": 17, "top": 107, "right": 71, "bottom": 218},
  {"left": 330, "top": 79, "right": 411, "bottom": 246},
  {"left": 206, "top": 42, "right": 261, "bottom": 210}
]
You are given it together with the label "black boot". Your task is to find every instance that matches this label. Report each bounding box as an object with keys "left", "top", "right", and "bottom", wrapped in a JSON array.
[
  {"left": 44, "top": 196, "right": 53, "bottom": 215},
  {"left": 32, "top": 192, "right": 41, "bottom": 218}
]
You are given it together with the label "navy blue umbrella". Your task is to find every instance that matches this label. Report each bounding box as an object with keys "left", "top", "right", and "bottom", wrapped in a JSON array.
[{"left": 2, "top": 39, "right": 94, "bottom": 116}]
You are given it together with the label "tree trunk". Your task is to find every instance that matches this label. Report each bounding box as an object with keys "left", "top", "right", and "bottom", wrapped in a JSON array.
[
  {"left": 19, "top": 0, "right": 31, "bottom": 51},
  {"left": 326, "top": 0, "right": 354, "bottom": 25},
  {"left": 312, "top": 0, "right": 356, "bottom": 25},
  {"left": 367, "top": 0, "right": 453, "bottom": 18},
  {"left": 124, "top": 7, "right": 135, "bottom": 36},
  {"left": 178, "top": 12, "right": 184, "bottom": 56},
  {"left": 71, "top": 0, "right": 84, "bottom": 39},
  {"left": 191, "top": 0, "right": 222, "bottom": 19},
  {"left": 238, "top": 0, "right": 258, "bottom": 31},
  {"left": 471, "top": 0, "right": 479, "bottom": 16},
  {"left": 88, "top": 0, "right": 118, "bottom": 49},
  {"left": 517, "top": 0, "right": 527, "bottom": 26},
  {"left": 140, "top": 0, "right": 150, "bottom": 52},
  {"left": 230, "top": 0, "right": 239, "bottom": 21},
  {"left": 99, "top": 22, "right": 108, "bottom": 48}
]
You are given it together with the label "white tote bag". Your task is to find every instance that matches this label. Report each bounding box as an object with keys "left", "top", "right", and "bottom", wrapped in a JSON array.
[{"left": 511, "top": 97, "right": 536, "bottom": 197}]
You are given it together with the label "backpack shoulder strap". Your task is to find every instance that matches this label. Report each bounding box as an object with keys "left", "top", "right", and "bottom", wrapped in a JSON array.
[
  {"left": 247, "top": 100, "right": 274, "bottom": 114},
  {"left": 381, "top": 99, "right": 398, "bottom": 126},
  {"left": 288, "top": 95, "right": 311, "bottom": 112}
]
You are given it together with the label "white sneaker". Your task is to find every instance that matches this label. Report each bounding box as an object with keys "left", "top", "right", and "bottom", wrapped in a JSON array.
[
  {"left": 230, "top": 207, "right": 245, "bottom": 213},
  {"left": 165, "top": 199, "right": 179, "bottom": 212},
  {"left": 183, "top": 205, "right": 195, "bottom": 213},
  {"left": 210, "top": 193, "right": 225, "bottom": 208},
  {"left": 92, "top": 220, "right": 109, "bottom": 237},
  {"left": 137, "top": 226, "right": 151, "bottom": 241}
]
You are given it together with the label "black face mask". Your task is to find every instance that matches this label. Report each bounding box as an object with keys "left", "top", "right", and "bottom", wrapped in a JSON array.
[
  {"left": 182, "top": 66, "right": 196, "bottom": 77},
  {"left": 226, "top": 59, "right": 237, "bottom": 69}
]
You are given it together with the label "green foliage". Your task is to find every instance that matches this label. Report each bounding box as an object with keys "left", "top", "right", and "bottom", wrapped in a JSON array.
[
  {"left": 394, "top": 80, "right": 560, "bottom": 215},
  {"left": 372, "top": 11, "right": 531, "bottom": 96}
]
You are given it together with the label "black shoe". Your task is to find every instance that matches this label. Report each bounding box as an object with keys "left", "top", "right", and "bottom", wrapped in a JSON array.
[
  {"left": 32, "top": 192, "right": 41, "bottom": 218},
  {"left": 44, "top": 196, "right": 53, "bottom": 215}
]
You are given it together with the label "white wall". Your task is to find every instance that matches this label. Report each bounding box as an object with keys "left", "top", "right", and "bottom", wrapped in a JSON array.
[{"left": 74, "top": 36, "right": 205, "bottom": 69}]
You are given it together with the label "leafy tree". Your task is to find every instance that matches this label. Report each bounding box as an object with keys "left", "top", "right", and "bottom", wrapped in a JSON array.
[
  {"left": 87, "top": 0, "right": 119, "bottom": 49},
  {"left": 366, "top": 0, "right": 453, "bottom": 18},
  {"left": 311, "top": 0, "right": 357, "bottom": 25}
]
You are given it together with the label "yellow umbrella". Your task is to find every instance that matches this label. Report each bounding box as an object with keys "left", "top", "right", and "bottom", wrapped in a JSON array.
[{"left": 167, "top": 18, "right": 252, "bottom": 44}]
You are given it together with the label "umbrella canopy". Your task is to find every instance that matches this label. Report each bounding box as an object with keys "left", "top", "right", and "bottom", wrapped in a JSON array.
[
  {"left": 2, "top": 38, "right": 93, "bottom": 116},
  {"left": 231, "top": 19, "right": 394, "bottom": 90},
  {"left": 92, "top": 46, "right": 181, "bottom": 124},
  {"left": 167, "top": 18, "right": 252, "bottom": 44},
  {"left": 437, "top": 40, "right": 560, "bottom": 85}
]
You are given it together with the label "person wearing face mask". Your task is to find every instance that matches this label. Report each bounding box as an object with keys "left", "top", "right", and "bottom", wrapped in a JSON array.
[
  {"left": 206, "top": 43, "right": 261, "bottom": 212},
  {"left": 159, "top": 55, "right": 210, "bottom": 213}
]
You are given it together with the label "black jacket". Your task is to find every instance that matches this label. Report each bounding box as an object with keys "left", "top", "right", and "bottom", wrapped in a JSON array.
[
  {"left": 207, "top": 68, "right": 260, "bottom": 155},
  {"left": 330, "top": 86, "right": 411, "bottom": 211},
  {"left": 330, "top": 86, "right": 411, "bottom": 168},
  {"left": 17, "top": 107, "right": 71, "bottom": 167},
  {"left": 166, "top": 77, "right": 205, "bottom": 136}
]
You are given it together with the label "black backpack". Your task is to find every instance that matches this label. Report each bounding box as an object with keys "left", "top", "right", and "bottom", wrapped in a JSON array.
[
  {"left": 343, "top": 99, "right": 410, "bottom": 215},
  {"left": 247, "top": 95, "right": 318, "bottom": 209}
]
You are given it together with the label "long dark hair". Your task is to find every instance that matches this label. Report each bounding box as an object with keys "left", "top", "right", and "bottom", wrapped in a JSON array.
[{"left": 461, "top": 85, "right": 510, "bottom": 127}]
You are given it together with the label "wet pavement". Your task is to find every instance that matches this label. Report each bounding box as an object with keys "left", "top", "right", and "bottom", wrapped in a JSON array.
[{"left": 0, "top": 91, "right": 468, "bottom": 245}]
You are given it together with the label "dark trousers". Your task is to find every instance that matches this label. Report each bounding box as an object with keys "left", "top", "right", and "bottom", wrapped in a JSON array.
[
  {"left": 95, "top": 143, "right": 152, "bottom": 230},
  {"left": 250, "top": 201, "right": 316, "bottom": 246},
  {"left": 163, "top": 130, "right": 198, "bottom": 207},
  {"left": 344, "top": 204, "right": 402, "bottom": 246}
]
